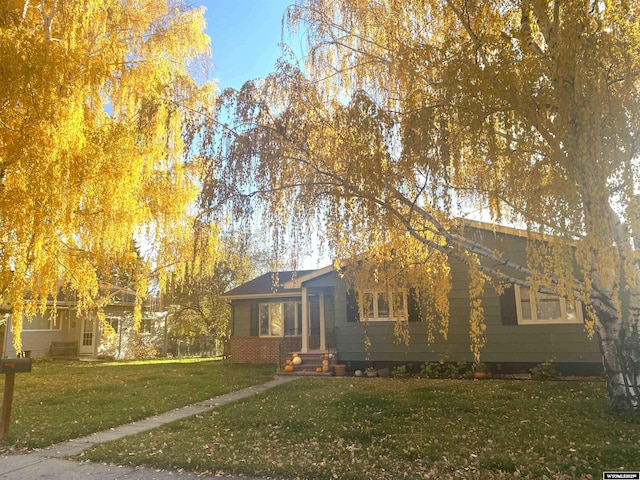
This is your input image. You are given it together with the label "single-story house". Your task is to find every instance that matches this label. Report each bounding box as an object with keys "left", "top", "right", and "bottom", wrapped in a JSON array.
[
  {"left": 222, "top": 222, "right": 602, "bottom": 375},
  {"left": 1, "top": 286, "right": 163, "bottom": 359}
]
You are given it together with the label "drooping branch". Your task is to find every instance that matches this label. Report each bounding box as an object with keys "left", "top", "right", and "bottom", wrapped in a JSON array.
[
  {"left": 39, "top": 0, "right": 56, "bottom": 41},
  {"left": 444, "top": 0, "right": 488, "bottom": 64},
  {"left": 205, "top": 0, "right": 640, "bottom": 413}
]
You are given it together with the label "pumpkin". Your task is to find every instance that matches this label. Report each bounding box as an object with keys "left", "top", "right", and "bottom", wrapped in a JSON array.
[
  {"left": 292, "top": 356, "right": 303, "bottom": 365},
  {"left": 284, "top": 365, "right": 294, "bottom": 372},
  {"left": 285, "top": 359, "right": 292, "bottom": 365},
  {"left": 315, "top": 367, "right": 322, "bottom": 373}
]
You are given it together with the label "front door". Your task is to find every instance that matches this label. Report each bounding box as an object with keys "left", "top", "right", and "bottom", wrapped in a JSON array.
[{"left": 80, "top": 316, "right": 96, "bottom": 355}]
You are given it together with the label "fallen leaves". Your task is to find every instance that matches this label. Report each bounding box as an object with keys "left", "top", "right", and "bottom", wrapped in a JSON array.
[{"left": 81, "top": 378, "right": 640, "bottom": 479}]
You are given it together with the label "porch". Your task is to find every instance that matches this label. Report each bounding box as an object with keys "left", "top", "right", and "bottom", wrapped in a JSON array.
[
  {"left": 224, "top": 267, "right": 341, "bottom": 368},
  {"left": 229, "top": 334, "right": 337, "bottom": 368}
]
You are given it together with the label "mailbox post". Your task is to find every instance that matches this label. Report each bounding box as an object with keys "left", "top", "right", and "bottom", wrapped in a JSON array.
[{"left": 0, "top": 358, "right": 32, "bottom": 439}]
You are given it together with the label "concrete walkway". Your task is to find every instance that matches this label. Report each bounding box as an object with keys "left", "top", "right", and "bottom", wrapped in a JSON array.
[{"left": 0, "top": 376, "right": 299, "bottom": 479}]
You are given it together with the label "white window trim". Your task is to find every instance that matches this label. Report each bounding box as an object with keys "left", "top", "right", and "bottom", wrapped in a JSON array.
[
  {"left": 259, "top": 302, "right": 303, "bottom": 337},
  {"left": 105, "top": 316, "right": 120, "bottom": 334},
  {"left": 360, "top": 289, "right": 408, "bottom": 322},
  {"left": 514, "top": 285, "right": 583, "bottom": 325}
]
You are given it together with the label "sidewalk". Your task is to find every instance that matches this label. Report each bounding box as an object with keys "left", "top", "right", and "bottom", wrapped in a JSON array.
[{"left": 0, "top": 375, "right": 299, "bottom": 479}]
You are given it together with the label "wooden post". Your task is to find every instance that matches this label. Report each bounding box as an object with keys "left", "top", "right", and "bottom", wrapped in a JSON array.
[
  {"left": 319, "top": 291, "right": 326, "bottom": 352},
  {"left": 301, "top": 287, "right": 309, "bottom": 353},
  {"left": 0, "top": 357, "right": 32, "bottom": 439},
  {"left": 0, "top": 372, "right": 16, "bottom": 439}
]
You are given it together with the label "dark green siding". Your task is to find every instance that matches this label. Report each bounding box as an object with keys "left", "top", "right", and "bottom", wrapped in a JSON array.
[
  {"left": 335, "top": 229, "right": 601, "bottom": 368},
  {"left": 232, "top": 301, "right": 253, "bottom": 337},
  {"left": 230, "top": 227, "right": 602, "bottom": 371},
  {"left": 230, "top": 292, "right": 336, "bottom": 341}
]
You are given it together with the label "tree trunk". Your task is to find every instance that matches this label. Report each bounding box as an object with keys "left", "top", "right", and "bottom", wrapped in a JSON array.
[
  {"left": 592, "top": 207, "right": 640, "bottom": 418},
  {"left": 595, "top": 301, "right": 640, "bottom": 420}
]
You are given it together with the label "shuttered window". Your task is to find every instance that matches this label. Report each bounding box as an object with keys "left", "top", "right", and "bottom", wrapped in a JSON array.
[
  {"left": 499, "top": 285, "right": 518, "bottom": 326},
  {"left": 347, "top": 289, "right": 359, "bottom": 322}
]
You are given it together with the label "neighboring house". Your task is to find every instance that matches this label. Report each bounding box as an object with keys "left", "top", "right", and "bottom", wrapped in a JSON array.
[
  {"left": 222, "top": 222, "right": 602, "bottom": 374},
  {"left": 1, "top": 286, "right": 163, "bottom": 359}
]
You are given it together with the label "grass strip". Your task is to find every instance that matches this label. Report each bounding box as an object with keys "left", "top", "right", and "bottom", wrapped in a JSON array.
[{"left": 0, "top": 358, "right": 275, "bottom": 450}]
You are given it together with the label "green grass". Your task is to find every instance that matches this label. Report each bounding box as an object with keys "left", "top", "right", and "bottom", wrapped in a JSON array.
[
  {"left": 83, "top": 378, "right": 640, "bottom": 480},
  {"left": 0, "top": 358, "right": 275, "bottom": 450}
]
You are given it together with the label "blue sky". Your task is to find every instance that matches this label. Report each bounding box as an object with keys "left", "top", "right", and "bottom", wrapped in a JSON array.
[
  {"left": 202, "top": 1, "right": 298, "bottom": 90},
  {"left": 200, "top": 2, "right": 327, "bottom": 268}
]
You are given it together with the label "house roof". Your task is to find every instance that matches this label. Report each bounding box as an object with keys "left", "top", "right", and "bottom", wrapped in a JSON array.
[
  {"left": 282, "top": 264, "right": 336, "bottom": 288},
  {"left": 221, "top": 220, "right": 545, "bottom": 301},
  {"left": 222, "top": 270, "right": 319, "bottom": 299},
  {"left": 460, "top": 218, "right": 540, "bottom": 240},
  {"left": 21, "top": 284, "right": 142, "bottom": 308}
]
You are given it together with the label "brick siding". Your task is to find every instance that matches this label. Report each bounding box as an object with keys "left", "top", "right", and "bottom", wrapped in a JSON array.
[
  {"left": 229, "top": 337, "right": 286, "bottom": 364},
  {"left": 230, "top": 336, "right": 337, "bottom": 364}
]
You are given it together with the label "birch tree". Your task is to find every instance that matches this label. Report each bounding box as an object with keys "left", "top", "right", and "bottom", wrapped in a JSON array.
[
  {"left": 0, "top": 0, "right": 216, "bottom": 351},
  {"left": 202, "top": 0, "right": 640, "bottom": 413}
]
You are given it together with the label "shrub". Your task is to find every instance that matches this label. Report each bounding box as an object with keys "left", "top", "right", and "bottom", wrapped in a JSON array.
[
  {"left": 473, "top": 361, "right": 488, "bottom": 372},
  {"left": 391, "top": 365, "right": 408, "bottom": 378},
  {"left": 130, "top": 332, "right": 159, "bottom": 359},
  {"left": 420, "top": 361, "right": 469, "bottom": 379},
  {"left": 531, "top": 359, "right": 562, "bottom": 380}
]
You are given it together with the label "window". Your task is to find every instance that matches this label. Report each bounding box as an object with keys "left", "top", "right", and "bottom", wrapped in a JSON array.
[
  {"left": 360, "top": 290, "right": 408, "bottom": 321},
  {"left": 515, "top": 286, "right": 582, "bottom": 324},
  {"left": 22, "top": 311, "right": 62, "bottom": 331},
  {"left": 106, "top": 317, "right": 120, "bottom": 334},
  {"left": 140, "top": 318, "right": 154, "bottom": 334},
  {"left": 259, "top": 302, "right": 302, "bottom": 337}
]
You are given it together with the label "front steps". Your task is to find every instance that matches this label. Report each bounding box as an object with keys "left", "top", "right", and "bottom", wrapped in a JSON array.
[{"left": 280, "top": 351, "right": 335, "bottom": 375}]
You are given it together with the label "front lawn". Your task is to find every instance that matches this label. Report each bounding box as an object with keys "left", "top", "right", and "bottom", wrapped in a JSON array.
[
  {"left": 0, "top": 358, "right": 275, "bottom": 450},
  {"left": 83, "top": 378, "right": 640, "bottom": 479}
]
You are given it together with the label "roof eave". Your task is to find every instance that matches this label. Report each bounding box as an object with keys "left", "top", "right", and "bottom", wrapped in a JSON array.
[
  {"left": 220, "top": 292, "right": 304, "bottom": 301},
  {"left": 282, "top": 264, "right": 336, "bottom": 289}
]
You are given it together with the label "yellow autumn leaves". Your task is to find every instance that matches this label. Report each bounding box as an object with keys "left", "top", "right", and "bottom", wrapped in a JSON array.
[
  {"left": 0, "top": 0, "right": 215, "bottom": 351},
  {"left": 204, "top": 0, "right": 640, "bottom": 368}
]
